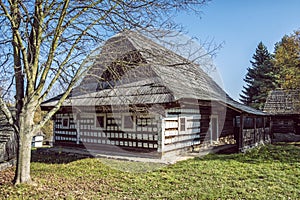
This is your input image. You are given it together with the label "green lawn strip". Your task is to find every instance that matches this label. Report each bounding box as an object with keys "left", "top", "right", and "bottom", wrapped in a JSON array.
[{"left": 0, "top": 144, "right": 299, "bottom": 199}]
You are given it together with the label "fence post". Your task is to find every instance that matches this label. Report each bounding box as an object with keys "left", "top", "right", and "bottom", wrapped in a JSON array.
[{"left": 239, "top": 114, "right": 244, "bottom": 152}]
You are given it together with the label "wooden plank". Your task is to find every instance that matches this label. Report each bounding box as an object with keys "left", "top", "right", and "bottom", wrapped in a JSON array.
[{"left": 239, "top": 114, "right": 244, "bottom": 151}]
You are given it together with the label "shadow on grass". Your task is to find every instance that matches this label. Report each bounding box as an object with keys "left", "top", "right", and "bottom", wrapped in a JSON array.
[
  {"left": 196, "top": 144, "right": 300, "bottom": 164},
  {"left": 31, "top": 143, "right": 300, "bottom": 166},
  {"left": 31, "top": 148, "right": 92, "bottom": 164}
]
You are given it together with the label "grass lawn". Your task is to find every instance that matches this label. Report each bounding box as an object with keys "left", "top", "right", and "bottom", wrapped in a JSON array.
[{"left": 0, "top": 144, "right": 299, "bottom": 199}]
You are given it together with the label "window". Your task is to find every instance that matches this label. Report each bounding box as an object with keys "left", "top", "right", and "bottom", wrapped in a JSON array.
[
  {"left": 62, "top": 118, "right": 69, "bottom": 128},
  {"left": 124, "top": 115, "right": 134, "bottom": 129},
  {"left": 122, "top": 114, "right": 135, "bottom": 131},
  {"left": 95, "top": 114, "right": 106, "bottom": 129},
  {"left": 244, "top": 117, "right": 254, "bottom": 129},
  {"left": 256, "top": 118, "right": 263, "bottom": 128},
  {"left": 179, "top": 117, "right": 186, "bottom": 132}
]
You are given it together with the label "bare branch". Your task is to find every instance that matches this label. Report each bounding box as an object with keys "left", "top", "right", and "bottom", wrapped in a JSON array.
[
  {"left": 34, "top": 56, "right": 90, "bottom": 132},
  {"left": 38, "top": 2, "right": 119, "bottom": 102},
  {"left": 37, "top": 0, "right": 70, "bottom": 93}
]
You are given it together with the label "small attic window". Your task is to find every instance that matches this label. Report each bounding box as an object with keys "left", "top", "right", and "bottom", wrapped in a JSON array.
[
  {"left": 62, "top": 117, "right": 69, "bottom": 128},
  {"left": 179, "top": 117, "right": 186, "bottom": 132}
]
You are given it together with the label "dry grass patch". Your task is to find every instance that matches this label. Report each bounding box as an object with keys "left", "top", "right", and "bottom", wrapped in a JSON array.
[{"left": 0, "top": 144, "right": 299, "bottom": 199}]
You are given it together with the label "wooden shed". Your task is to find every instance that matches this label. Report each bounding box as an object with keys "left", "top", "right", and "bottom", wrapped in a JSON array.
[
  {"left": 41, "top": 31, "right": 270, "bottom": 158},
  {"left": 264, "top": 89, "right": 300, "bottom": 135}
]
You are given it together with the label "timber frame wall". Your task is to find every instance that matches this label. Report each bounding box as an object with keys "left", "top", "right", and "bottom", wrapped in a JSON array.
[
  {"left": 53, "top": 106, "right": 161, "bottom": 155},
  {"left": 235, "top": 114, "right": 271, "bottom": 152},
  {"left": 50, "top": 101, "right": 270, "bottom": 157},
  {"left": 52, "top": 102, "right": 209, "bottom": 157}
]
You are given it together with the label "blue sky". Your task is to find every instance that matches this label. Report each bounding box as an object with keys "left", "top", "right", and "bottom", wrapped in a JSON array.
[{"left": 176, "top": 0, "right": 300, "bottom": 101}]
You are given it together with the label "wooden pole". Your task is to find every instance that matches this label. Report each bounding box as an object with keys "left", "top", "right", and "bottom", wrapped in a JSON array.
[
  {"left": 270, "top": 116, "right": 273, "bottom": 139},
  {"left": 239, "top": 114, "right": 244, "bottom": 152},
  {"left": 253, "top": 117, "right": 256, "bottom": 145}
]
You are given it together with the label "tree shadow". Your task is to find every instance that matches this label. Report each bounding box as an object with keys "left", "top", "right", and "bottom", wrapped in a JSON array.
[
  {"left": 0, "top": 148, "right": 93, "bottom": 185},
  {"left": 214, "top": 144, "right": 239, "bottom": 154},
  {"left": 31, "top": 147, "right": 93, "bottom": 164},
  {"left": 31, "top": 143, "right": 300, "bottom": 165}
]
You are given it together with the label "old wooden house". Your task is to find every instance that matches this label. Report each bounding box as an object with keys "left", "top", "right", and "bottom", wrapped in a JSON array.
[
  {"left": 41, "top": 31, "right": 270, "bottom": 158},
  {"left": 264, "top": 89, "right": 300, "bottom": 135}
]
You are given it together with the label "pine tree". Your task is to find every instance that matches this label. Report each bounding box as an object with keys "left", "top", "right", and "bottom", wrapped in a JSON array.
[{"left": 240, "top": 42, "right": 277, "bottom": 110}]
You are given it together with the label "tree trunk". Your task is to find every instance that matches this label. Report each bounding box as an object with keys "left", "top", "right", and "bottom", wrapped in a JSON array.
[
  {"left": 14, "top": 133, "right": 33, "bottom": 184},
  {"left": 14, "top": 110, "right": 35, "bottom": 185}
]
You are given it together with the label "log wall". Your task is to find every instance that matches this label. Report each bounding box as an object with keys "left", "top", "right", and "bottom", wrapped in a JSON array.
[
  {"left": 271, "top": 115, "right": 300, "bottom": 135},
  {"left": 53, "top": 110, "right": 160, "bottom": 151},
  {"left": 52, "top": 101, "right": 243, "bottom": 156},
  {"left": 162, "top": 107, "right": 201, "bottom": 152},
  {"left": 237, "top": 116, "right": 271, "bottom": 152}
]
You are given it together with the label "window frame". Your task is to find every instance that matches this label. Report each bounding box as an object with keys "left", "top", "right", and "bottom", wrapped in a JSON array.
[
  {"left": 179, "top": 117, "right": 187, "bottom": 132},
  {"left": 94, "top": 114, "right": 106, "bottom": 129},
  {"left": 122, "top": 114, "right": 136, "bottom": 131},
  {"left": 61, "top": 117, "right": 69, "bottom": 129}
]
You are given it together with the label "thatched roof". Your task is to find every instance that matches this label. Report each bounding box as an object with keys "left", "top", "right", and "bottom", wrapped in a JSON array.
[
  {"left": 42, "top": 31, "right": 265, "bottom": 116},
  {"left": 264, "top": 89, "right": 300, "bottom": 115}
]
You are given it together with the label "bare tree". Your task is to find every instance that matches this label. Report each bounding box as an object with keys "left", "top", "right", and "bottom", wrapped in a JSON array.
[{"left": 0, "top": 0, "right": 210, "bottom": 184}]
